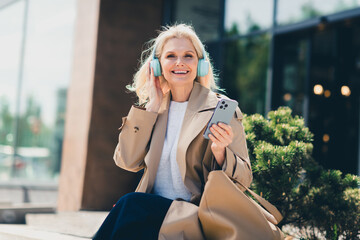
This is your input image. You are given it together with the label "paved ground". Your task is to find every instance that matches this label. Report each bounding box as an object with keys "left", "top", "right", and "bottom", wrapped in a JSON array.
[
  {"left": 0, "top": 224, "right": 90, "bottom": 240},
  {"left": 0, "top": 211, "right": 108, "bottom": 239},
  {"left": 0, "top": 186, "right": 109, "bottom": 239},
  {"left": 0, "top": 186, "right": 58, "bottom": 224}
]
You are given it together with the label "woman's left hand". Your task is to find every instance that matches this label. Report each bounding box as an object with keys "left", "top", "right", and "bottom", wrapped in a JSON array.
[{"left": 208, "top": 122, "right": 234, "bottom": 167}]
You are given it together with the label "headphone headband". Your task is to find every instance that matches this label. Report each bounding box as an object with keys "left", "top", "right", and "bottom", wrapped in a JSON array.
[{"left": 151, "top": 43, "right": 206, "bottom": 60}]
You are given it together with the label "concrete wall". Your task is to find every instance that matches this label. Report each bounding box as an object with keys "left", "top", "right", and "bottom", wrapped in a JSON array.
[{"left": 58, "top": 0, "right": 163, "bottom": 211}]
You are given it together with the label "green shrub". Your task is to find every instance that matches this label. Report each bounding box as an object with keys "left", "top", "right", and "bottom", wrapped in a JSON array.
[{"left": 243, "top": 106, "right": 360, "bottom": 239}]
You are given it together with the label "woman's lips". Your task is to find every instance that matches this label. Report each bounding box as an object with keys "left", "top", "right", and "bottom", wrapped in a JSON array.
[{"left": 172, "top": 70, "right": 189, "bottom": 74}]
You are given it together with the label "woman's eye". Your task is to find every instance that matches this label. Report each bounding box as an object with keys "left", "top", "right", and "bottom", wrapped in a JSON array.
[
  {"left": 166, "top": 54, "right": 175, "bottom": 58},
  {"left": 185, "top": 54, "right": 193, "bottom": 58}
]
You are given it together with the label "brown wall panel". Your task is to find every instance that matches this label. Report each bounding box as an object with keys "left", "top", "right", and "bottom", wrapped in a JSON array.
[
  {"left": 58, "top": 0, "right": 163, "bottom": 211},
  {"left": 83, "top": 0, "right": 163, "bottom": 210}
]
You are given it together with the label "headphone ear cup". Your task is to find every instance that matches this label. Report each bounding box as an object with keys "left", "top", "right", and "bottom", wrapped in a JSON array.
[
  {"left": 150, "top": 59, "right": 162, "bottom": 77},
  {"left": 197, "top": 59, "right": 209, "bottom": 77}
]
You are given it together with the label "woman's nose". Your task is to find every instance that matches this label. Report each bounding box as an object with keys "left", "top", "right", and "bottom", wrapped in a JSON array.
[{"left": 176, "top": 57, "right": 184, "bottom": 66}]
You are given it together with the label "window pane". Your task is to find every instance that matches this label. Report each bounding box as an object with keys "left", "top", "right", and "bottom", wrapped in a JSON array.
[
  {"left": 278, "top": 0, "right": 360, "bottom": 25},
  {"left": 173, "top": 0, "right": 222, "bottom": 42},
  {"left": 280, "top": 39, "right": 309, "bottom": 117},
  {"left": 0, "top": 0, "right": 25, "bottom": 180},
  {"left": 308, "top": 26, "right": 360, "bottom": 174},
  {"left": 14, "top": 0, "right": 76, "bottom": 180},
  {"left": 222, "top": 34, "right": 270, "bottom": 115},
  {"left": 225, "top": 0, "right": 273, "bottom": 35}
]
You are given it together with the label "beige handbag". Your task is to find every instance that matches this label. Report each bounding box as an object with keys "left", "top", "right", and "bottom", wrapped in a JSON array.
[{"left": 198, "top": 171, "right": 285, "bottom": 240}]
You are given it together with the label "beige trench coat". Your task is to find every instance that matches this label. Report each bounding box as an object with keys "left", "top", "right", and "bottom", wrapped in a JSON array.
[{"left": 114, "top": 81, "right": 253, "bottom": 239}]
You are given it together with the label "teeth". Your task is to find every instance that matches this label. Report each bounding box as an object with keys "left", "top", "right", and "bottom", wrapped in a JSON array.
[{"left": 173, "top": 71, "right": 187, "bottom": 74}]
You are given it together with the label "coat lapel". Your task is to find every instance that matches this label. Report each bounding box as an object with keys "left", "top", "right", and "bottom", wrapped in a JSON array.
[
  {"left": 145, "top": 91, "right": 171, "bottom": 192},
  {"left": 145, "top": 82, "right": 219, "bottom": 191},
  {"left": 176, "top": 82, "right": 219, "bottom": 181}
]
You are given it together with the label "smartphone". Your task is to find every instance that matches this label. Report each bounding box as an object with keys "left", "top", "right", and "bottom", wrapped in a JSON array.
[{"left": 203, "top": 98, "right": 238, "bottom": 139}]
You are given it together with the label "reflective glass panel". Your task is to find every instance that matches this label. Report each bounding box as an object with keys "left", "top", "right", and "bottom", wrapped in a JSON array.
[
  {"left": 273, "top": 19, "right": 360, "bottom": 175},
  {"left": 278, "top": 0, "right": 360, "bottom": 25},
  {"left": 308, "top": 25, "right": 360, "bottom": 174},
  {"left": 280, "top": 39, "right": 309, "bottom": 117},
  {"left": 222, "top": 34, "right": 270, "bottom": 115},
  {"left": 225, "top": 0, "right": 273, "bottom": 35},
  {"left": 0, "top": 0, "right": 25, "bottom": 181},
  {"left": 13, "top": 0, "right": 76, "bottom": 180},
  {"left": 174, "top": 0, "right": 222, "bottom": 41}
]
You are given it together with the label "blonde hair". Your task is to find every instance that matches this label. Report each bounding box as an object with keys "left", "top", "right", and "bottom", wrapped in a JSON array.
[{"left": 127, "top": 23, "right": 220, "bottom": 104}]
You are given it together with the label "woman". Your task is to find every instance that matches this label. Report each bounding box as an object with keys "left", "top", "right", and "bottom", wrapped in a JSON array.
[{"left": 93, "top": 24, "right": 252, "bottom": 240}]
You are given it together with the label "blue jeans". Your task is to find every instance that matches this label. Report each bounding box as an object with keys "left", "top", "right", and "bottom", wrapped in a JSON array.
[{"left": 93, "top": 192, "right": 173, "bottom": 240}]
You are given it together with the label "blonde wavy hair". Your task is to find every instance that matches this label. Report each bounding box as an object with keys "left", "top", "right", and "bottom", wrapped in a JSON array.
[{"left": 126, "top": 23, "right": 220, "bottom": 104}]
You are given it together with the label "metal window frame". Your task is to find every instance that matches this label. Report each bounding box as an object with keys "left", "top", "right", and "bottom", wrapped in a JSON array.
[{"left": 275, "top": 7, "right": 360, "bottom": 35}]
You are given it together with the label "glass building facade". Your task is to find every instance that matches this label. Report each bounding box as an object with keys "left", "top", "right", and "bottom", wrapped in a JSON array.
[
  {"left": 0, "top": 0, "right": 76, "bottom": 182},
  {"left": 165, "top": 0, "right": 360, "bottom": 175}
]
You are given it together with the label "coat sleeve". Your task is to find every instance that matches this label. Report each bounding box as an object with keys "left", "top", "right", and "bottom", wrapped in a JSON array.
[
  {"left": 221, "top": 107, "right": 253, "bottom": 188},
  {"left": 113, "top": 105, "right": 158, "bottom": 172}
]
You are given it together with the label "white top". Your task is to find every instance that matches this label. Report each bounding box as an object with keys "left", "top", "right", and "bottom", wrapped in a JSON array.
[{"left": 153, "top": 101, "right": 192, "bottom": 201}]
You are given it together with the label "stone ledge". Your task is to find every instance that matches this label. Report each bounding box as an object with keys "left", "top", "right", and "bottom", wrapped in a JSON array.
[
  {"left": 0, "top": 204, "right": 56, "bottom": 224},
  {"left": 26, "top": 211, "right": 108, "bottom": 238},
  {"left": 0, "top": 224, "right": 90, "bottom": 240}
]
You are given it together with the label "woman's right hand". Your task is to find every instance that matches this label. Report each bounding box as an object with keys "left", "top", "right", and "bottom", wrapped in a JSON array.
[{"left": 145, "top": 62, "right": 163, "bottom": 113}]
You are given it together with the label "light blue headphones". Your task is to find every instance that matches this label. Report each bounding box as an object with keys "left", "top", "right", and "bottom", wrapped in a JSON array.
[{"left": 150, "top": 44, "right": 210, "bottom": 77}]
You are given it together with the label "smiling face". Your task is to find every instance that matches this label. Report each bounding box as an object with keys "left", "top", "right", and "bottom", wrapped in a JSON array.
[{"left": 159, "top": 37, "right": 198, "bottom": 89}]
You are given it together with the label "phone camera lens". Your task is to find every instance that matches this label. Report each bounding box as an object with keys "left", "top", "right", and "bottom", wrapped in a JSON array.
[
  {"left": 220, "top": 106, "right": 223, "bottom": 109},
  {"left": 222, "top": 101, "right": 225, "bottom": 104},
  {"left": 225, "top": 104, "right": 228, "bottom": 107}
]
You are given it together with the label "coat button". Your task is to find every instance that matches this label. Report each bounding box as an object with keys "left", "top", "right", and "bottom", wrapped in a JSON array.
[{"left": 134, "top": 126, "right": 139, "bottom": 133}]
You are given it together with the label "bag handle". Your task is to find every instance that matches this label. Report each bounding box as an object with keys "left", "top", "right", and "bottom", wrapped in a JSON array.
[{"left": 229, "top": 176, "right": 283, "bottom": 225}]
